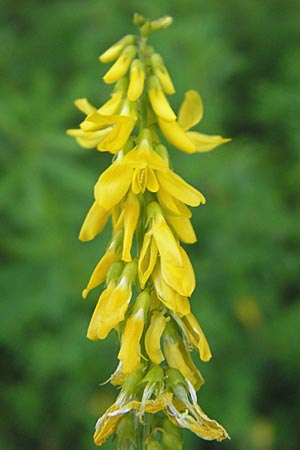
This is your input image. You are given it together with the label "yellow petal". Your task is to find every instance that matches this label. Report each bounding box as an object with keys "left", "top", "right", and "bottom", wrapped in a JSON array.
[
  {"left": 66, "top": 128, "right": 109, "bottom": 149},
  {"left": 74, "top": 98, "right": 96, "bottom": 115},
  {"left": 122, "top": 192, "right": 140, "bottom": 262},
  {"left": 138, "top": 232, "right": 158, "bottom": 288},
  {"left": 166, "top": 214, "right": 197, "bottom": 244},
  {"left": 94, "top": 162, "right": 133, "bottom": 210},
  {"left": 157, "top": 169, "right": 206, "bottom": 207},
  {"left": 158, "top": 118, "right": 196, "bottom": 153},
  {"left": 182, "top": 313, "right": 212, "bottom": 362},
  {"left": 127, "top": 59, "right": 145, "bottom": 101},
  {"left": 161, "top": 246, "right": 195, "bottom": 297},
  {"left": 145, "top": 311, "right": 168, "bottom": 364},
  {"left": 152, "top": 265, "right": 191, "bottom": 317},
  {"left": 148, "top": 75, "right": 176, "bottom": 122},
  {"left": 152, "top": 214, "right": 182, "bottom": 267},
  {"left": 178, "top": 90, "right": 203, "bottom": 131},
  {"left": 82, "top": 252, "right": 119, "bottom": 299},
  {"left": 96, "top": 277, "right": 132, "bottom": 339},
  {"left": 87, "top": 282, "right": 116, "bottom": 340},
  {"left": 103, "top": 45, "right": 136, "bottom": 84},
  {"left": 79, "top": 201, "right": 110, "bottom": 242},
  {"left": 98, "top": 118, "right": 135, "bottom": 153},
  {"left": 118, "top": 308, "right": 144, "bottom": 373},
  {"left": 97, "top": 91, "right": 123, "bottom": 116},
  {"left": 185, "top": 131, "right": 231, "bottom": 152}
]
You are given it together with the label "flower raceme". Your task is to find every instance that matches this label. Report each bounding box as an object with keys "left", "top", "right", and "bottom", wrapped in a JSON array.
[{"left": 68, "top": 13, "right": 230, "bottom": 450}]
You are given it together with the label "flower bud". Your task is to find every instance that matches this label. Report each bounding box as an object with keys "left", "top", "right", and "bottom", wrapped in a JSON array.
[
  {"left": 127, "top": 59, "right": 145, "bottom": 101},
  {"left": 99, "top": 35, "right": 136, "bottom": 63},
  {"left": 103, "top": 45, "right": 137, "bottom": 84},
  {"left": 151, "top": 53, "right": 175, "bottom": 95},
  {"left": 147, "top": 75, "right": 176, "bottom": 122}
]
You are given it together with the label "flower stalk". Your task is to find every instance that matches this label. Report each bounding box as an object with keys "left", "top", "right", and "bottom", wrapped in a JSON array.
[{"left": 68, "top": 12, "right": 230, "bottom": 449}]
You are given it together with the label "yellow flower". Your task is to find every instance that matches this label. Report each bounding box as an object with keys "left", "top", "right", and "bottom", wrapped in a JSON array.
[
  {"left": 103, "top": 45, "right": 137, "bottom": 84},
  {"left": 127, "top": 59, "right": 145, "bottom": 101},
  {"left": 79, "top": 201, "right": 110, "bottom": 242},
  {"left": 148, "top": 75, "right": 176, "bottom": 122},
  {"left": 94, "top": 129, "right": 205, "bottom": 212},
  {"left": 165, "top": 212, "right": 197, "bottom": 244},
  {"left": 82, "top": 229, "right": 123, "bottom": 299},
  {"left": 145, "top": 311, "right": 169, "bottom": 364},
  {"left": 87, "top": 261, "right": 137, "bottom": 340},
  {"left": 118, "top": 291, "right": 150, "bottom": 373},
  {"left": 152, "top": 264, "right": 191, "bottom": 317},
  {"left": 162, "top": 321, "right": 204, "bottom": 390},
  {"left": 158, "top": 90, "right": 231, "bottom": 154},
  {"left": 160, "top": 245, "right": 196, "bottom": 297},
  {"left": 67, "top": 94, "right": 136, "bottom": 154}
]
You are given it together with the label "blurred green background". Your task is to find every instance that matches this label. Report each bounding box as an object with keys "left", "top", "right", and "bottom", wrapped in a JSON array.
[{"left": 1, "top": 0, "right": 300, "bottom": 449}]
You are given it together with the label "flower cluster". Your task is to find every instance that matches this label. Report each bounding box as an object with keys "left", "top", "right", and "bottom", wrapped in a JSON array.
[{"left": 68, "top": 13, "right": 230, "bottom": 449}]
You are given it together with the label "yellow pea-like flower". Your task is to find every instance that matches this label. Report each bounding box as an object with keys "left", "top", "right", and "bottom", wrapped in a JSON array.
[
  {"left": 103, "top": 45, "right": 137, "bottom": 84},
  {"left": 148, "top": 75, "right": 177, "bottom": 122},
  {"left": 79, "top": 201, "right": 110, "bottom": 242},
  {"left": 82, "top": 229, "right": 123, "bottom": 299},
  {"left": 127, "top": 59, "right": 145, "bottom": 101},
  {"left": 145, "top": 311, "right": 169, "bottom": 364},
  {"left": 158, "top": 90, "right": 231, "bottom": 154},
  {"left": 118, "top": 290, "right": 150, "bottom": 373}
]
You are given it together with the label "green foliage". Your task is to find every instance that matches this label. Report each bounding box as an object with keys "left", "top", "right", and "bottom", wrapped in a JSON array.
[{"left": 1, "top": 0, "right": 299, "bottom": 449}]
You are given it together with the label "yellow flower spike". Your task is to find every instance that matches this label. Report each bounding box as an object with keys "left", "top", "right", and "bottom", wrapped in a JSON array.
[
  {"left": 122, "top": 191, "right": 140, "bottom": 262},
  {"left": 103, "top": 45, "right": 137, "bottom": 84},
  {"left": 99, "top": 34, "right": 136, "bottom": 63},
  {"left": 150, "top": 53, "right": 175, "bottom": 95},
  {"left": 160, "top": 245, "right": 196, "bottom": 297},
  {"left": 162, "top": 321, "right": 204, "bottom": 390},
  {"left": 176, "top": 313, "right": 212, "bottom": 362},
  {"left": 166, "top": 213, "right": 197, "bottom": 244},
  {"left": 145, "top": 310, "right": 169, "bottom": 364},
  {"left": 147, "top": 202, "right": 182, "bottom": 267},
  {"left": 138, "top": 231, "right": 158, "bottom": 288},
  {"left": 127, "top": 59, "right": 145, "bottom": 101},
  {"left": 87, "top": 260, "right": 137, "bottom": 340},
  {"left": 148, "top": 75, "right": 177, "bottom": 122},
  {"left": 152, "top": 264, "right": 191, "bottom": 317},
  {"left": 79, "top": 201, "right": 110, "bottom": 242},
  {"left": 82, "top": 230, "right": 123, "bottom": 299},
  {"left": 118, "top": 290, "right": 151, "bottom": 373}
]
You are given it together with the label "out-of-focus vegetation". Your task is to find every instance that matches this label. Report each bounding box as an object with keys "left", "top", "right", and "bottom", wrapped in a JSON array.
[{"left": 1, "top": 0, "right": 300, "bottom": 449}]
